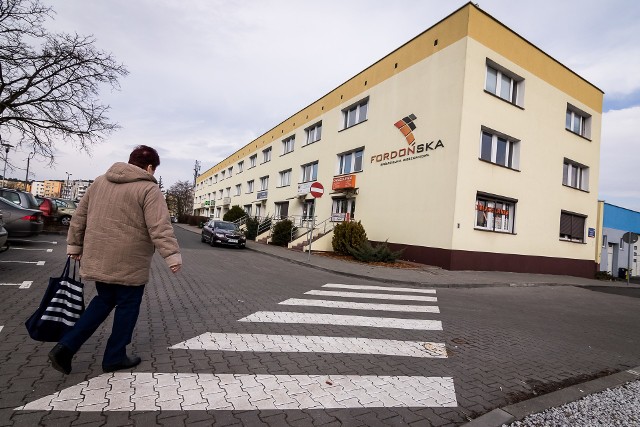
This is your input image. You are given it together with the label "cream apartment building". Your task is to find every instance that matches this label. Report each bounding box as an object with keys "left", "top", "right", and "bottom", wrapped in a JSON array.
[{"left": 194, "top": 3, "right": 603, "bottom": 277}]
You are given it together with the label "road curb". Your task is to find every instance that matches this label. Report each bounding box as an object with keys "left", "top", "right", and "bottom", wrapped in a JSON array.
[{"left": 462, "top": 366, "right": 640, "bottom": 426}]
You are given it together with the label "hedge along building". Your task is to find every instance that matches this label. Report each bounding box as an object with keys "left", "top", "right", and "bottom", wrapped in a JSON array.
[{"left": 194, "top": 2, "right": 603, "bottom": 278}]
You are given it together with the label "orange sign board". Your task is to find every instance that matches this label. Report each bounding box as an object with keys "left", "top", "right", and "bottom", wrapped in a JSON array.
[{"left": 332, "top": 175, "right": 356, "bottom": 190}]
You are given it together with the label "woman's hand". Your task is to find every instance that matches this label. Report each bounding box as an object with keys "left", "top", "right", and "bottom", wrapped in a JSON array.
[
  {"left": 170, "top": 264, "right": 181, "bottom": 273},
  {"left": 69, "top": 254, "right": 82, "bottom": 261}
]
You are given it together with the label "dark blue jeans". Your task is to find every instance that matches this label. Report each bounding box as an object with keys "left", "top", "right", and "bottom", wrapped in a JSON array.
[{"left": 60, "top": 282, "right": 145, "bottom": 366}]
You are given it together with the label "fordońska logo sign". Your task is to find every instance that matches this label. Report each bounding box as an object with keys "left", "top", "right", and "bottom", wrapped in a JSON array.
[{"left": 370, "top": 114, "right": 444, "bottom": 166}]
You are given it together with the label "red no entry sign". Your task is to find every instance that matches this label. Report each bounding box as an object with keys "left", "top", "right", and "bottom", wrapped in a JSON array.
[{"left": 310, "top": 182, "right": 324, "bottom": 198}]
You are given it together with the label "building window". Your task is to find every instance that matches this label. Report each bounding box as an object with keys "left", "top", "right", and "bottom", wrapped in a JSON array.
[
  {"left": 216, "top": 207, "right": 221, "bottom": 218},
  {"left": 475, "top": 194, "right": 516, "bottom": 233},
  {"left": 244, "top": 204, "right": 252, "bottom": 216},
  {"left": 563, "top": 159, "right": 589, "bottom": 191},
  {"left": 343, "top": 98, "right": 368, "bottom": 129},
  {"left": 485, "top": 61, "right": 523, "bottom": 106},
  {"left": 225, "top": 187, "right": 231, "bottom": 198},
  {"left": 282, "top": 136, "right": 295, "bottom": 155},
  {"left": 221, "top": 170, "right": 226, "bottom": 180},
  {"left": 566, "top": 104, "right": 591, "bottom": 138},
  {"left": 249, "top": 154, "right": 257, "bottom": 168},
  {"left": 247, "top": 180, "right": 254, "bottom": 193},
  {"left": 279, "top": 169, "right": 292, "bottom": 187},
  {"left": 213, "top": 174, "right": 218, "bottom": 183},
  {"left": 262, "top": 147, "right": 272, "bottom": 163},
  {"left": 238, "top": 161, "right": 244, "bottom": 173},
  {"left": 218, "top": 190, "right": 223, "bottom": 200},
  {"left": 479, "top": 129, "right": 519, "bottom": 170},
  {"left": 301, "top": 161, "right": 318, "bottom": 183},
  {"left": 274, "top": 202, "right": 289, "bottom": 219},
  {"left": 305, "top": 122, "right": 322, "bottom": 145},
  {"left": 227, "top": 166, "right": 233, "bottom": 177},
  {"left": 235, "top": 184, "right": 242, "bottom": 196},
  {"left": 337, "top": 149, "right": 364, "bottom": 175},
  {"left": 559, "top": 211, "right": 586, "bottom": 243},
  {"left": 259, "top": 176, "right": 269, "bottom": 191},
  {"left": 332, "top": 198, "right": 356, "bottom": 221}
]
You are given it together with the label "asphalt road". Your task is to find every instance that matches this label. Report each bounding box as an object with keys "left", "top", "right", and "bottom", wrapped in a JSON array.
[{"left": 1, "top": 226, "right": 639, "bottom": 426}]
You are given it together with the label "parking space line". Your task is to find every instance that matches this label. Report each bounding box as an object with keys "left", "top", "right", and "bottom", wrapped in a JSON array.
[
  {"left": 15, "top": 373, "right": 458, "bottom": 411},
  {"left": 306, "top": 290, "right": 437, "bottom": 302},
  {"left": 280, "top": 298, "right": 440, "bottom": 313},
  {"left": 239, "top": 311, "right": 442, "bottom": 330},
  {"left": 0, "top": 326, "right": 3, "bottom": 334},
  {"left": 10, "top": 248, "right": 53, "bottom": 252},
  {"left": 7, "top": 239, "right": 58, "bottom": 244},
  {"left": 323, "top": 284, "right": 436, "bottom": 294},
  {"left": 0, "top": 281, "right": 33, "bottom": 289},
  {"left": 171, "top": 333, "right": 448, "bottom": 358},
  {"left": 0, "top": 261, "right": 45, "bottom": 265}
]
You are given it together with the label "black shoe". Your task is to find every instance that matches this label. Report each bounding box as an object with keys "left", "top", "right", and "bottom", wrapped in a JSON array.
[
  {"left": 48, "top": 344, "right": 73, "bottom": 375},
  {"left": 102, "top": 355, "right": 141, "bottom": 373}
]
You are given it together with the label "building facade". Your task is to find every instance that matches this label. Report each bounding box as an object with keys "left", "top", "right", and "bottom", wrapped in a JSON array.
[
  {"left": 43, "top": 180, "right": 63, "bottom": 198},
  {"left": 30, "top": 181, "right": 45, "bottom": 197},
  {"left": 194, "top": 3, "right": 603, "bottom": 277},
  {"left": 598, "top": 202, "right": 639, "bottom": 277}
]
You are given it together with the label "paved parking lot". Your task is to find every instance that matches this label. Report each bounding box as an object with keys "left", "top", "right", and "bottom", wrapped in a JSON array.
[{"left": 1, "top": 227, "right": 639, "bottom": 426}]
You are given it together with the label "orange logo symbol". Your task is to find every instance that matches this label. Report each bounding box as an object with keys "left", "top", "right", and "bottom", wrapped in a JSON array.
[{"left": 394, "top": 114, "right": 417, "bottom": 145}]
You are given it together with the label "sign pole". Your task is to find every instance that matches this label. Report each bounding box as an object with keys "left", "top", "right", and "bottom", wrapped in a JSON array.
[
  {"left": 308, "top": 214, "right": 315, "bottom": 262},
  {"left": 628, "top": 231, "right": 632, "bottom": 285}
]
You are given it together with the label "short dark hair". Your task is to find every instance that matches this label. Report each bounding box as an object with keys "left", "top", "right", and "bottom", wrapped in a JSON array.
[{"left": 128, "top": 145, "right": 160, "bottom": 170}]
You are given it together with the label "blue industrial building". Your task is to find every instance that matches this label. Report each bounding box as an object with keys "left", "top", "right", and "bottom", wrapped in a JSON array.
[{"left": 599, "top": 202, "right": 640, "bottom": 277}]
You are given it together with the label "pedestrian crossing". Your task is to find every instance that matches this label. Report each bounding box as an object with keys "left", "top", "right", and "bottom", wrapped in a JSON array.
[{"left": 16, "top": 282, "right": 456, "bottom": 411}]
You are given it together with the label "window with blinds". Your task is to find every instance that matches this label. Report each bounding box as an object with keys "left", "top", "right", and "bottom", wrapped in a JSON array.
[{"left": 559, "top": 212, "right": 586, "bottom": 242}]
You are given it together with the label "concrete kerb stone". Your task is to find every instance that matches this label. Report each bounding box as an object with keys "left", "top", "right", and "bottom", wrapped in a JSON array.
[{"left": 461, "top": 366, "right": 640, "bottom": 427}]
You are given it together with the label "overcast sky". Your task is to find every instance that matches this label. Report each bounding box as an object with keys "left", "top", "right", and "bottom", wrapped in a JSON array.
[{"left": 6, "top": 0, "right": 640, "bottom": 211}]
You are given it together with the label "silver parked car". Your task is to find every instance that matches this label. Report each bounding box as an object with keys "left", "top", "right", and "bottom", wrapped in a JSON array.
[{"left": 0, "top": 196, "right": 44, "bottom": 237}]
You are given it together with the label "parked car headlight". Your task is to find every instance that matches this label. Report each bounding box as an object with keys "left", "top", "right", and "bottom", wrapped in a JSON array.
[{"left": 215, "top": 233, "right": 225, "bottom": 238}]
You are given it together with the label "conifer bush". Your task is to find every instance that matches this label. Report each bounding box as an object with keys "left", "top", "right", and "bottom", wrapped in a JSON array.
[
  {"left": 332, "top": 220, "right": 368, "bottom": 254},
  {"left": 271, "top": 219, "right": 294, "bottom": 246},
  {"left": 245, "top": 217, "right": 259, "bottom": 240},
  {"left": 223, "top": 205, "right": 246, "bottom": 222},
  {"left": 347, "top": 240, "right": 404, "bottom": 263}
]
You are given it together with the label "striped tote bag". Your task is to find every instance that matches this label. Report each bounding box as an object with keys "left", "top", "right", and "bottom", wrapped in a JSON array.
[{"left": 25, "top": 257, "right": 85, "bottom": 342}]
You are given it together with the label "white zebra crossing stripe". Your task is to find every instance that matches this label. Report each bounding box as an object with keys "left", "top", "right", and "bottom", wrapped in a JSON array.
[
  {"left": 306, "top": 290, "right": 437, "bottom": 302},
  {"left": 170, "top": 333, "right": 447, "bottom": 358},
  {"left": 238, "top": 311, "right": 442, "bottom": 330},
  {"left": 280, "top": 298, "right": 440, "bottom": 313},
  {"left": 323, "top": 284, "right": 436, "bottom": 294},
  {"left": 15, "top": 373, "right": 457, "bottom": 411}
]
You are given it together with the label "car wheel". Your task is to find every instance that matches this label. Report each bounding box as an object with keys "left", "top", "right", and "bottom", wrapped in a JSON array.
[
  {"left": 60, "top": 215, "right": 72, "bottom": 226},
  {"left": 201, "top": 233, "right": 206, "bottom": 243},
  {"left": 209, "top": 237, "right": 216, "bottom": 247}
]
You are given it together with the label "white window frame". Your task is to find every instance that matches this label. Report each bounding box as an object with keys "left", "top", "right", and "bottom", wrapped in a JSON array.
[
  {"left": 559, "top": 211, "right": 586, "bottom": 243},
  {"left": 301, "top": 161, "right": 318, "bottom": 183},
  {"left": 225, "top": 187, "right": 231, "bottom": 198},
  {"left": 342, "top": 98, "right": 369, "bottom": 129},
  {"left": 563, "top": 159, "right": 589, "bottom": 191},
  {"left": 479, "top": 129, "right": 520, "bottom": 170},
  {"left": 227, "top": 166, "right": 233, "bottom": 177},
  {"left": 213, "top": 174, "right": 218, "bottom": 184},
  {"left": 259, "top": 176, "right": 269, "bottom": 191},
  {"left": 221, "top": 170, "right": 226, "bottom": 180},
  {"left": 337, "top": 148, "right": 364, "bottom": 175},
  {"left": 566, "top": 104, "right": 591, "bottom": 139},
  {"left": 237, "top": 161, "right": 244, "bottom": 173},
  {"left": 274, "top": 202, "right": 289, "bottom": 220},
  {"left": 475, "top": 194, "right": 516, "bottom": 234},
  {"left": 262, "top": 147, "right": 272, "bottom": 163},
  {"left": 235, "top": 184, "right": 242, "bottom": 196},
  {"left": 282, "top": 136, "right": 295, "bottom": 155},
  {"left": 249, "top": 154, "right": 257, "bottom": 168},
  {"left": 484, "top": 60, "right": 524, "bottom": 106},
  {"left": 218, "top": 190, "right": 223, "bottom": 200},
  {"left": 305, "top": 122, "right": 322, "bottom": 145},
  {"left": 247, "top": 180, "right": 254, "bottom": 193},
  {"left": 244, "top": 204, "right": 252, "bottom": 216},
  {"left": 279, "top": 169, "right": 292, "bottom": 187},
  {"left": 215, "top": 207, "right": 222, "bottom": 218}
]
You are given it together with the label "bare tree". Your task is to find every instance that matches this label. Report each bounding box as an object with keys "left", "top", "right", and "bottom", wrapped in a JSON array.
[
  {"left": 0, "top": 0, "right": 128, "bottom": 163},
  {"left": 166, "top": 180, "right": 194, "bottom": 218}
]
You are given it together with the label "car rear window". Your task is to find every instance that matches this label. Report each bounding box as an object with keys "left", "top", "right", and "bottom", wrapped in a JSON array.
[{"left": 24, "top": 193, "right": 40, "bottom": 209}]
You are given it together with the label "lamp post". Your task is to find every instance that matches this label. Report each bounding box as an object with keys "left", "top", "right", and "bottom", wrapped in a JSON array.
[
  {"left": 24, "top": 151, "right": 36, "bottom": 191},
  {"left": 65, "top": 172, "right": 73, "bottom": 199},
  {"left": 1, "top": 141, "right": 14, "bottom": 188}
]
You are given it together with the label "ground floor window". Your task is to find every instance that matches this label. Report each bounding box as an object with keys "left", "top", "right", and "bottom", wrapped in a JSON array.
[
  {"left": 244, "top": 204, "right": 252, "bottom": 216},
  {"left": 302, "top": 199, "right": 315, "bottom": 221},
  {"left": 275, "top": 202, "right": 289, "bottom": 219},
  {"left": 475, "top": 194, "right": 515, "bottom": 233},
  {"left": 331, "top": 198, "right": 356, "bottom": 221},
  {"left": 215, "top": 207, "right": 222, "bottom": 218},
  {"left": 559, "top": 211, "right": 586, "bottom": 242},
  {"left": 255, "top": 204, "right": 262, "bottom": 218}
]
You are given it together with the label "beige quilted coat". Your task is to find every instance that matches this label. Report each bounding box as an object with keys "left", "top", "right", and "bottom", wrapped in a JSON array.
[{"left": 67, "top": 162, "right": 182, "bottom": 285}]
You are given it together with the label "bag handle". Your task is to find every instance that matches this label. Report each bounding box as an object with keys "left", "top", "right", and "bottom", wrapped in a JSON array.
[{"left": 62, "top": 256, "right": 72, "bottom": 278}]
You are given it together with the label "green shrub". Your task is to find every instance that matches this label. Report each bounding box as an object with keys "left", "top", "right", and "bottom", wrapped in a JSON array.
[
  {"left": 223, "top": 205, "right": 246, "bottom": 222},
  {"left": 347, "top": 240, "right": 404, "bottom": 263},
  {"left": 594, "top": 271, "right": 614, "bottom": 281},
  {"left": 332, "top": 220, "right": 367, "bottom": 254},
  {"left": 271, "top": 219, "right": 294, "bottom": 246},
  {"left": 245, "top": 217, "right": 259, "bottom": 240}
]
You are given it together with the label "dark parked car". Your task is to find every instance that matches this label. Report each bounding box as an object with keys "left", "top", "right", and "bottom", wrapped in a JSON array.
[
  {"left": 0, "top": 196, "right": 44, "bottom": 237},
  {"left": 0, "top": 189, "right": 58, "bottom": 221},
  {"left": 0, "top": 211, "right": 8, "bottom": 252},
  {"left": 201, "top": 220, "right": 246, "bottom": 248}
]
